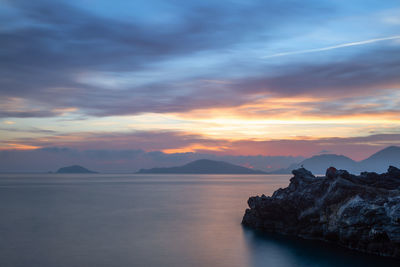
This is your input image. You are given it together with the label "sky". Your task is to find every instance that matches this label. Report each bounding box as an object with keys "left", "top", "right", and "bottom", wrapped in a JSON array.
[{"left": 1, "top": 0, "right": 400, "bottom": 169}]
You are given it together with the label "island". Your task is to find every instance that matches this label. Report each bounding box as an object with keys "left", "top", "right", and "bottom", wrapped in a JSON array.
[
  {"left": 242, "top": 166, "right": 400, "bottom": 258},
  {"left": 137, "top": 159, "right": 266, "bottom": 174},
  {"left": 56, "top": 165, "right": 97, "bottom": 174}
]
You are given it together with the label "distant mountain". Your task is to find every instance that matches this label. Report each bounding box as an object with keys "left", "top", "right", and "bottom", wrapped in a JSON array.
[
  {"left": 360, "top": 146, "right": 400, "bottom": 173},
  {"left": 269, "top": 146, "right": 400, "bottom": 174},
  {"left": 137, "top": 159, "right": 266, "bottom": 174},
  {"left": 56, "top": 165, "right": 97, "bottom": 174},
  {"left": 298, "top": 154, "right": 357, "bottom": 174},
  {"left": 0, "top": 148, "right": 302, "bottom": 173},
  {"left": 271, "top": 154, "right": 356, "bottom": 174}
]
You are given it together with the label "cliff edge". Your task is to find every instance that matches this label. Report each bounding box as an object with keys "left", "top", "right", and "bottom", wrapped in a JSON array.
[{"left": 242, "top": 166, "right": 400, "bottom": 258}]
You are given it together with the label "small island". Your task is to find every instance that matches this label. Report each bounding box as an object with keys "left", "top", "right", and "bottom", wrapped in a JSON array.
[
  {"left": 137, "top": 159, "right": 266, "bottom": 174},
  {"left": 56, "top": 165, "right": 97, "bottom": 174},
  {"left": 242, "top": 166, "right": 400, "bottom": 258}
]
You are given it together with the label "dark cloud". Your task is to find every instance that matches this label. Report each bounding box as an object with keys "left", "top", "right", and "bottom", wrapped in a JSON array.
[
  {"left": 0, "top": 126, "right": 57, "bottom": 134},
  {"left": 77, "top": 45, "right": 400, "bottom": 117},
  {"left": 1, "top": 0, "right": 325, "bottom": 76},
  {"left": 0, "top": 0, "right": 335, "bottom": 117},
  {"left": 235, "top": 47, "right": 400, "bottom": 97},
  {"left": 0, "top": 110, "right": 57, "bottom": 118},
  {"left": 1, "top": 0, "right": 398, "bottom": 119}
]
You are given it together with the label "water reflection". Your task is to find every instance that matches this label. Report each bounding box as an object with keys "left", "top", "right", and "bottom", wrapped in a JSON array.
[
  {"left": 1, "top": 174, "right": 399, "bottom": 267},
  {"left": 242, "top": 227, "right": 400, "bottom": 267}
]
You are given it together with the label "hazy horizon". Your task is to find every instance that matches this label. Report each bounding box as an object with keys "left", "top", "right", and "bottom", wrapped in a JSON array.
[{"left": 1, "top": 145, "right": 398, "bottom": 173}]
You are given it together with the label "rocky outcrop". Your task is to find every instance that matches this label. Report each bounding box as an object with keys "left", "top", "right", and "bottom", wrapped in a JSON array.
[{"left": 242, "top": 166, "right": 400, "bottom": 258}]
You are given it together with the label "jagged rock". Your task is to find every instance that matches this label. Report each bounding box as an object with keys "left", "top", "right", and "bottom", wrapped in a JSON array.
[
  {"left": 325, "top": 166, "right": 337, "bottom": 179},
  {"left": 242, "top": 166, "right": 400, "bottom": 258}
]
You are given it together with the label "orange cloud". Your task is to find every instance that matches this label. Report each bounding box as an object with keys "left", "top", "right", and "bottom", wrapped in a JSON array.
[
  {"left": 162, "top": 143, "right": 229, "bottom": 154},
  {"left": 2, "top": 127, "right": 400, "bottom": 160},
  {"left": 0, "top": 143, "right": 41, "bottom": 150},
  {"left": 51, "top": 107, "right": 78, "bottom": 114}
]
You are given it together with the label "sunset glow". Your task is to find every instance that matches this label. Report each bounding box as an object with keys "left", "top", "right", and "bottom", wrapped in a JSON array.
[
  {"left": 2, "top": 2, "right": 400, "bottom": 267},
  {"left": 1, "top": 0, "right": 400, "bottom": 166}
]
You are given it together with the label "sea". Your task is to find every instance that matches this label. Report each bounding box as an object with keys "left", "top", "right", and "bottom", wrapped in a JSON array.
[{"left": 0, "top": 174, "right": 399, "bottom": 267}]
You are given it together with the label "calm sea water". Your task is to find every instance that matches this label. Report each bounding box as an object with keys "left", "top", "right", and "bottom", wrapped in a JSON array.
[{"left": 0, "top": 174, "right": 399, "bottom": 267}]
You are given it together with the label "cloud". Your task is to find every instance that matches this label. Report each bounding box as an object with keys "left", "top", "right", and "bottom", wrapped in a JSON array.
[
  {"left": 2, "top": 43, "right": 399, "bottom": 119},
  {"left": 234, "top": 47, "right": 400, "bottom": 97},
  {"left": 0, "top": 0, "right": 336, "bottom": 118},
  {"left": 0, "top": 126, "right": 57, "bottom": 134},
  {"left": 1, "top": 0, "right": 399, "bottom": 163},
  {"left": 2, "top": 128, "right": 400, "bottom": 160},
  {"left": 1, "top": 1, "right": 398, "bottom": 121},
  {"left": 0, "top": 130, "right": 224, "bottom": 151}
]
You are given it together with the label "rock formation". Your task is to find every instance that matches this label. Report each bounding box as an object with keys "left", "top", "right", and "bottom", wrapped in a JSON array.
[{"left": 242, "top": 166, "right": 400, "bottom": 258}]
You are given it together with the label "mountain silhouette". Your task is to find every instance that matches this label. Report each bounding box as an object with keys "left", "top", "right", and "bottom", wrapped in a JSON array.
[
  {"left": 296, "top": 154, "right": 356, "bottom": 174},
  {"left": 360, "top": 146, "right": 400, "bottom": 173},
  {"left": 56, "top": 165, "right": 97, "bottom": 173},
  {"left": 137, "top": 159, "right": 266, "bottom": 174},
  {"left": 270, "top": 146, "right": 400, "bottom": 174}
]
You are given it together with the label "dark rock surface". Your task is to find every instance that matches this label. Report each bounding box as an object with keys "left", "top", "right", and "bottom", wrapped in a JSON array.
[{"left": 242, "top": 166, "right": 400, "bottom": 258}]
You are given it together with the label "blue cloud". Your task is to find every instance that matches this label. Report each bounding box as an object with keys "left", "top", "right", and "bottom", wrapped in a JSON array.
[{"left": 0, "top": 0, "right": 399, "bottom": 118}]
